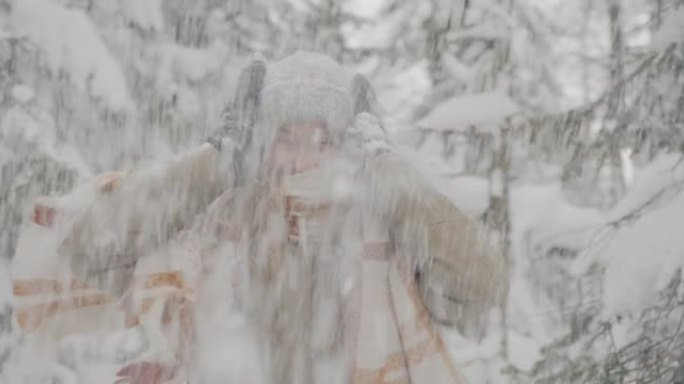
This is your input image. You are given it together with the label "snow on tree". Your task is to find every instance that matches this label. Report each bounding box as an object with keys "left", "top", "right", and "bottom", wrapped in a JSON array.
[
  {"left": 417, "top": 91, "right": 520, "bottom": 132},
  {"left": 0, "top": 0, "right": 683, "bottom": 383},
  {"left": 11, "top": 0, "right": 133, "bottom": 112}
]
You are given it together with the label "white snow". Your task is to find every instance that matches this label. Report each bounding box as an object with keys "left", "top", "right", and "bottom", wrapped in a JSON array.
[
  {"left": 442, "top": 54, "right": 475, "bottom": 86},
  {"left": 0, "top": 108, "right": 92, "bottom": 177},
  {"left": 620, "top": 148, "right": 634, "bottom": 187},
  {"left": 118, "top": 0, "right": 164, "bottom": 32},
  {"left": 343, "top": 20, "right": 396, "bottom": 50},
  {"left": 394, "top": 144, "right": 490, "bottom": 216},
  {"left": 11, "top": 85, "right": 35, "bottom": 103},
  {"left": 652, "top": 6, "right": 684, "bottom": 51},
  {"left": 417, "top": 91, "right": 520, "bottom": 132},
  {"left": 512, "top": 182, "right": 604, "bottom": 256},
  {"left": 158, "top": 42, "right": 229, "bottom": 84},
  {"left": 490, "top": 168, "right": 505, "bottom": 198},
  {"left": 0, "top": 259, "right": 11, "bottom": 311},
  {"left": 0, "top": 260, "right": 21, "bottom": 383},
  {"left": 380, "top": 61, "right": 432, "bottom": 131},
  {"left": 343, "top": 0, "right": 387, "bottom": 19},
  {"left": 0, "top": 5, "right": 681, "bottom": 379},
  {"left": 598, "top": 156, "right": 684, "bottom": 316},
  {"left": 441, "top": 175, "right": 491, "bottom": 216},
  {"left": 11, "top": 0, "right": 132, "bottom": 112}
]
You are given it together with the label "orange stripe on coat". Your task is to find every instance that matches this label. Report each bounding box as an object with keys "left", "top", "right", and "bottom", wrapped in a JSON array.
[
  {"left": 13, "top": 279, "right": 90, "bottom": 296},
  {"left": 14, "top": 270, "right": 188, "bottom": 298},
  {"left": 14, "top": 271, "right": 189, "bottom": 330},
  {"left": 16, "top": 293, "right": 111, "bottom": 332}
]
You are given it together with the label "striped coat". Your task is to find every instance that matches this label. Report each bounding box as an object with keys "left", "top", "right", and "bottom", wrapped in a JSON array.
[{"left": 11, "top": 145, "right": 507, "bottom": 383}]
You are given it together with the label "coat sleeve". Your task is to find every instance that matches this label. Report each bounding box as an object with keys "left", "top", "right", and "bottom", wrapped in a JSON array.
[
  {"left": 59, "top": 144, "right": 227, "bottom": 296},
  {"left": 366, "top": 152, "right": 508, "bottom": 325}
]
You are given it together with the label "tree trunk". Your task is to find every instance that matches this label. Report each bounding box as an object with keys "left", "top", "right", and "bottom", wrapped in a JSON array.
[
  {"left": 606, "top": 0, "right": 627, "bottom": 207},
  {"left": 484, "top": 122, "right": 512, "bottom": 358}
]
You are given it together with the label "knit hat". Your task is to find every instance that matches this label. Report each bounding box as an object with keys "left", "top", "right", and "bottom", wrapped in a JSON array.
[
  {"left": 217, "top": 51, "right": 381, "bottom": 184},
  {"left": 260, "top": 52, "right": 356, "bottom": 134}
]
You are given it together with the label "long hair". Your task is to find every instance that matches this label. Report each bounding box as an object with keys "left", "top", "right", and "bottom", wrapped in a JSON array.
[
  {"left": 225, "top": 53, "right": 383, "bottom": 383},
  {"left": 223, "top": 54, "right": 382, "bottom": 188}
]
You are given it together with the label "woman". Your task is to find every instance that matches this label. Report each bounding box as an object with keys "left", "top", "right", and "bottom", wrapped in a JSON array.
[
  {"left": 195, "top": 52, "right": 507, "bottom": 383},
  {"left": 13, "top": 52, "right": 507, "bottom": 383}
]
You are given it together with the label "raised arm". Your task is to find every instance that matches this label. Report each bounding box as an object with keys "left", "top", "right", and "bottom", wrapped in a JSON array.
[
  {"left": 59, "top": 144, "right": 228, "bottom": 295},
  {"left": 366, "top": 152, "right": 508, "bottom": 325}
]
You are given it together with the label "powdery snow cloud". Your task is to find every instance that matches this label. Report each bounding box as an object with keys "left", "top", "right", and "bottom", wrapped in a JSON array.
[{"left": 11, "top": 0, "right": 133, "bottom": 112}]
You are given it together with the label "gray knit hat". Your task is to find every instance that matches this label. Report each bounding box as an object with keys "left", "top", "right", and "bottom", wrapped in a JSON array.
[
  {"left": 219, "top": 51, "right": 380, "bottom": 183},
  {"left": 260, "top": 52, "right": 355, "bottom": 134}
]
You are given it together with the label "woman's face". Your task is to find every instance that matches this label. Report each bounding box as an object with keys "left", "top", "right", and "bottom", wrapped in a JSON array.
[{"left": 268, "top": 121, "right": 337, "bottom": 175}]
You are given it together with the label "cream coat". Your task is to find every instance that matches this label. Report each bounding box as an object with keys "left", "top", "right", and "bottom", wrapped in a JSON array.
[{"left": 14, "top": 145, "right": 508, "bottom": 383}]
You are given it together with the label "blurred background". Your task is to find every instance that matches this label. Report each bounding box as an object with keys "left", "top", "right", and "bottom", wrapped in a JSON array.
[{"left": 1, "top": 0, "right": 684, "bottom": 382}]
